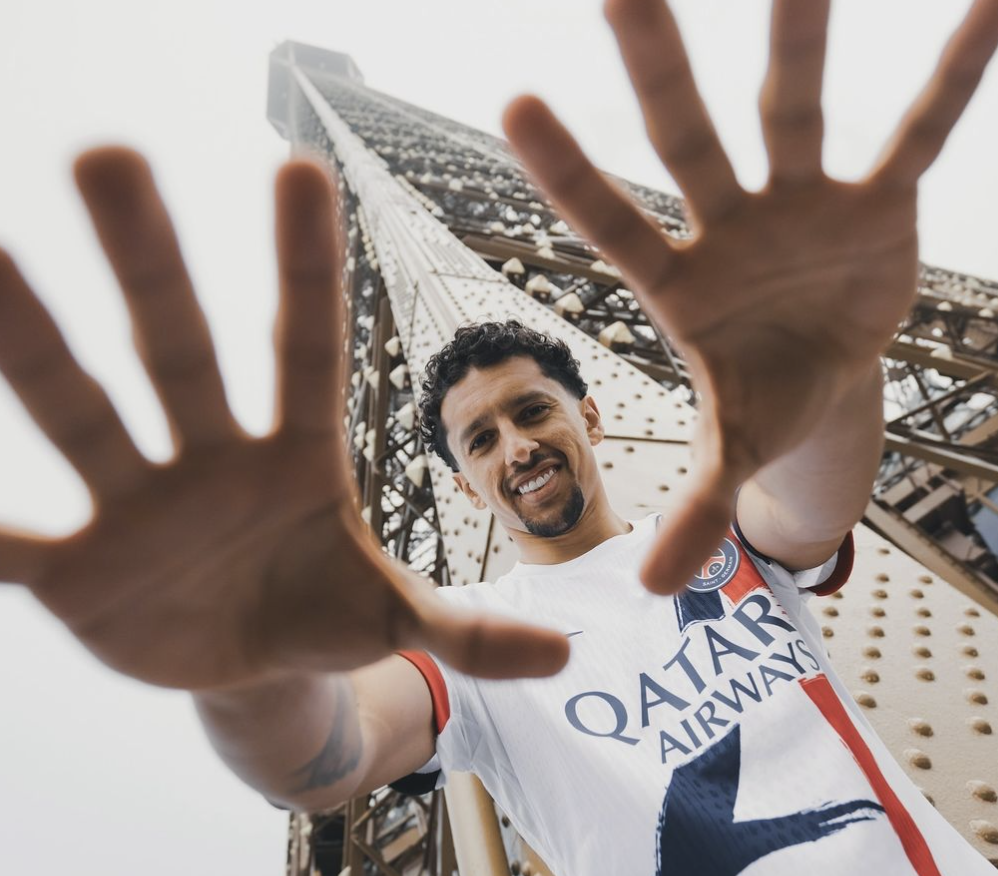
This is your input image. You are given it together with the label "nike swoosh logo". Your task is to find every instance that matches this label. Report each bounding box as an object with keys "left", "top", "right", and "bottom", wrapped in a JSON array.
[{"left": 567, "top": 630, "right": 584, "bottom": 638}]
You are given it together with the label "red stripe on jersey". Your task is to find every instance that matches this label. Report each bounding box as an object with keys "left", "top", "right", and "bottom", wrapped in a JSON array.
[
  {"left": 721, "top": 536, "right": 770, "bottom": 605},
  {"left": 800, "top": 675, "right": 941, "bottom": 876},
  {"left": 398, "top": 650, "right": 450, "bottom": 734},
  {"left": 808, "top": 531, "right": 855, "bottom": 596}
]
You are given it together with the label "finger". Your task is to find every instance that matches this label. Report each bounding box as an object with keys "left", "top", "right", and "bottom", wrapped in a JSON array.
[
  {"left": 0, "top": 251, "right": 148, "bottom": 498},
  {"left": 74, "top": 147, "right": 238, "bottom": 447},
  {"left": 503, "top": 96, "right": 679, "bottom": 296},
  {"left": 273, "top": 160, "right": 346, "bottom": 436},
  {"left": 604, "top": 0, "right": 742, "bottom": 224},
  {"left": 417, "top": 596, "right": 570, "bottom": 681},
  {"left": 639, "top": 465, "right": 736, "bottom": 595},
  {"left": 0, "top": 528, "right": 54, "bottom": 587},
  {"left": 760, "top": 0, "right": 830, "bottom": 184},
  {"left": 873, "top": 0, "right": 998, "bottom": 187}
]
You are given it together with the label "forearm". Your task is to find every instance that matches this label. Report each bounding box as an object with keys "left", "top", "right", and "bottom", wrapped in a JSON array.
[
  {"left": 738, "top": 364, "right": 884, "bottom": 568},
  {"left": 193, "top": 672, "right": 365, "bottom": 812}
]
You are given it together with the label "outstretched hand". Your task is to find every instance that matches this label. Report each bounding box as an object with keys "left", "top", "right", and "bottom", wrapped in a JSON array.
[
  {"left": 0, "top": 149, "right": 568, "bottom": 690},
  {"left": 503, "top": 0, "right": 998, "bottom": 593}
]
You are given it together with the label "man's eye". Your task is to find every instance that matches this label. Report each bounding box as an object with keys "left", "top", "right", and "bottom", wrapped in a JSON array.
[
  {"left": 470, "top": 433, "right": 490, "bottom": 452},
  {"left": 523, "top": 404, "right": 549, "bottom": 418}
]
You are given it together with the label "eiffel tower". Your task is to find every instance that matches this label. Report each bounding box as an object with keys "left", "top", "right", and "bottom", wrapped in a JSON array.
[{"left": 267, "top": 41, "right": 998, "bottom": 876}]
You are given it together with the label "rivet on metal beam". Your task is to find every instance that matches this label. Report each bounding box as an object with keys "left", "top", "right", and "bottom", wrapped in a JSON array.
[
  {"left": 389, "top": 363, "right": 409, "bottom": 390},
  {"left": 405, "top": 454, "right": 429, "bottom": 488},
  {"left": 525, "top": 274, "right": 557, "bottom": 300},
  {"left": 553, "top": 291, "right": 584, "bottom": 318},
  {"left": 396, "top": 401, "right": 416, "bottom": 431},
  {"left": 501, "top": 257, "right": 525, "bottom": 277}
]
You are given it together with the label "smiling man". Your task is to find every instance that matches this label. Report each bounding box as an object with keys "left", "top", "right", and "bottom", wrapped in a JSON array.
[
  {"left": 419, "top": 323, "right": 623, "bottom": 558},
  {"left": 386, "top": 318, "right": 979, "bottom": 876},
  {"left": 2, "top": 0, "right": 998, "bottom": 874}
]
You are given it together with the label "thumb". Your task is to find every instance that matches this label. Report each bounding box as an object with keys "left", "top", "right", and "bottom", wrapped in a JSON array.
[
  {"left": 414, "top": 595, "right": 570, "bottom": 681},
  {"left": 640, "top": 465, "right": 737, "bottom": 595}
]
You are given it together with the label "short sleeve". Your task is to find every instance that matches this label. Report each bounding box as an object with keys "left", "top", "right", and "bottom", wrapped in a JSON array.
[
  {"left": 733, "top": 514, "right": 855, "bottom": 597},
  {"left": 792, "top": 531, "right": 855, "bottom": 596},
  {"left": 389, "top": 649, "right": 478, "bottom": 795}
]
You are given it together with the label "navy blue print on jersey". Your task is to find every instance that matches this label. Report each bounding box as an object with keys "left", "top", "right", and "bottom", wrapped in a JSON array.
[
  {"left": 655, "top": 725, "right": 885, "bottom": 875},
  {"left": 674, "top": 587, "right": 726, "bottom": 634}
]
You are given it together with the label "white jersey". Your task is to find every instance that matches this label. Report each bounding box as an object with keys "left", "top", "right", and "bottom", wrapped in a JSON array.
[{"left": 398, "top": 514, "right": 992, "bottom": 876}]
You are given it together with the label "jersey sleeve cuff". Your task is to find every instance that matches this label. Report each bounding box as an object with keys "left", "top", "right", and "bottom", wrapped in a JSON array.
[
  {"left": 805, "top": 531, "right": 855, "bottom": 597},
  {"left": 733, "top": 514, "right": 855, "bottom": 597},
  {"left": 388, "top": 651, "right": 451, "bottom": 796},
  {"left": 397, "top": 649, "right": 451, "bottom": 733}
]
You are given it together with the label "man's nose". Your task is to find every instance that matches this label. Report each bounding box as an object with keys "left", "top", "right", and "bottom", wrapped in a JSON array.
[{"left": 502, "top": 429, "right": 539, "bottom": 466}]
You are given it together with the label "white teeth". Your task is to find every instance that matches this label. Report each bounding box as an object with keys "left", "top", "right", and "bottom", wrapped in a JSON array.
[{"left": 518, "top": 467, "right": 556, "bottom": 495}]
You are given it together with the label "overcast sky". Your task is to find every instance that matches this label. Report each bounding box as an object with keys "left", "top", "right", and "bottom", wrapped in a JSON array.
[{"left": 1, "top": 1, "right": 996, "bottom": 874}]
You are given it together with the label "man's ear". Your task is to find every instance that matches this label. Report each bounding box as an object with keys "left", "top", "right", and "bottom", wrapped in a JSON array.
[
  {"left": 582, "top": 396, "right": 605, "bottom": 447},
  {"left": 453, "top": 472, "right": 488, "bottom": 511}
]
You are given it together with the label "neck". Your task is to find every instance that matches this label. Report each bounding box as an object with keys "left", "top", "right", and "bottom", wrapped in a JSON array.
[{"left": 507, "top": 493, "right": 631, "bottom": 565}]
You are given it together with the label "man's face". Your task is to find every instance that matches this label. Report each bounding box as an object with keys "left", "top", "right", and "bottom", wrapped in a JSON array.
[{"left": 440, "top": 356, "right": 604, "bottom": 538}]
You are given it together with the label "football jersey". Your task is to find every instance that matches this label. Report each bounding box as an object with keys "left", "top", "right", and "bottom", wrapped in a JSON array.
[{"left": 398, "top": 514, "right": 992, "bottom": 875}]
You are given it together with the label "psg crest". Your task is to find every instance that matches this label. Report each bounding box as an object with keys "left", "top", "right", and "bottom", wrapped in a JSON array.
[{"left": 686, "top": 537, "right": 740, "bottom": 593}]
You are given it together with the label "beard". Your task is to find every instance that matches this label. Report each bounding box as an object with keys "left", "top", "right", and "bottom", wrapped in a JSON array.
[{"left": 520, "top": 482, "right": 586, "bottom": 538}]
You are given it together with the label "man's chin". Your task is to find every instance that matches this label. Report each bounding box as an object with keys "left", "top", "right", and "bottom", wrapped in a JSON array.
[{"left": 520, "top": 485, "right": 586, "bottom": 538}]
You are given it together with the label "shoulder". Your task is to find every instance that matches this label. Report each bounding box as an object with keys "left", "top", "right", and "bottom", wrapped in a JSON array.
[
  {"left": 430, "top": 577, "right": 548, "bottom": 631},
  {"left": 432, "top": 580, "right": 499, "bottom": 606}
]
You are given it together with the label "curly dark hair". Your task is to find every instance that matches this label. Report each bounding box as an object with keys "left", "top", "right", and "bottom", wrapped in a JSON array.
[{"left": 418, "top": 320, "right": 588, "bottom": 471}]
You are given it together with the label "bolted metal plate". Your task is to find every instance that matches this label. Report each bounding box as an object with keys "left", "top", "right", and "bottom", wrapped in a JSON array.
[
  {"left": 425, "top": 450, "right": 494, "bottom": 587},
  {"left": 809, "top": 525, "right": 998, "bottom": 864}
]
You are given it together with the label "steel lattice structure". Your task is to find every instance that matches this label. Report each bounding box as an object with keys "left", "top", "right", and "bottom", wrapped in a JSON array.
[{"left": 268, "top": 41, "right": 998, "bottom": 874}]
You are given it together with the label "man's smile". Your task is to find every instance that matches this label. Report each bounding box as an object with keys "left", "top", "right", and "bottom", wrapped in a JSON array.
[
  {"left": 515, "top": 466, "right": 561, "bottom": 503},
  {"left": 509, "top": 459, "right": 563, "bottom": 499}
]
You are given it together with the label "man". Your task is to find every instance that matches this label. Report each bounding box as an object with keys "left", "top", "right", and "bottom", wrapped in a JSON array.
[
  {"left": 388, "top": 318, "right": 978, "bottom": 875},
  {"left": 0, "top": 0, "right": 996, "bottom": 873}
]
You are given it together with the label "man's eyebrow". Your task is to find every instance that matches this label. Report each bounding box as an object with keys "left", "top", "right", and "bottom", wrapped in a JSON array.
[
  {"left": 458, "top": 390, "right": 555, "bottom": 446},
  {"left": 459, "top": 415, "right": 488, "bottom": 447}
]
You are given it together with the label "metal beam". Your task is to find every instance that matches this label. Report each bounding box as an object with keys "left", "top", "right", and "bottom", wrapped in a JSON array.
[
  {"left": 883, "top": 433, "right": 998, "bottom": 482},
  {"left": 864, "top": 500, "right": 998, "bottom": 614},
  {"left": 886, "top": 340, "right": 998, "bottom": 381},
  {"left": 461, "top": 232, "right": 624, "bottom": 286},
  {"left": 443, "top": 774, "right": 511, "bottom": 876}
]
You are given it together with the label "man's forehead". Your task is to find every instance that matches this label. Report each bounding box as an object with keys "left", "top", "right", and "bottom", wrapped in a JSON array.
[{"left": 440, "top": 356, "right": 564, "bottom": 431}]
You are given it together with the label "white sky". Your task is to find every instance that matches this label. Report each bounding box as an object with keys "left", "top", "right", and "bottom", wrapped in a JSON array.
[{"left": 0, "top": 1, "right": 996, "bottom": 873}]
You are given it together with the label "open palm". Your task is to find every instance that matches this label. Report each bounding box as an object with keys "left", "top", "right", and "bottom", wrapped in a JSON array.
[
  {"left": 503, "top": 0, "right": 998, "bottom": 591},
  {"left": 0, "top": 151, "right": 568, "bottom": 690}
]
